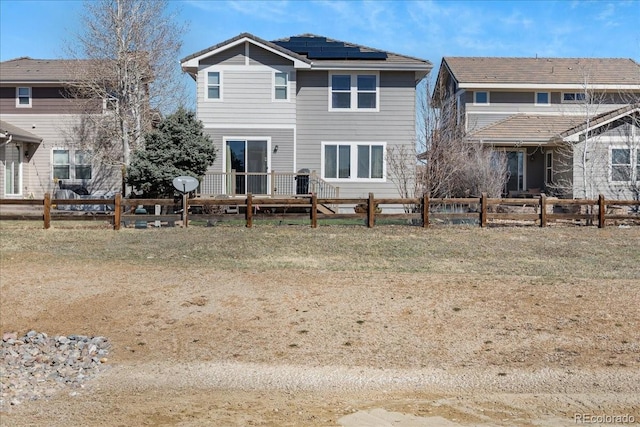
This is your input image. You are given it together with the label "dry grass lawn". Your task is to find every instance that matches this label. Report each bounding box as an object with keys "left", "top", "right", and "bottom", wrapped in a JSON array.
[{"left": 1, "top": 223, "right": 639, "bottom": 426}]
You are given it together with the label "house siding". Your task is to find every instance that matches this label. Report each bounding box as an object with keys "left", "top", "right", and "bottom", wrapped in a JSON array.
[
  {"left": 0, "top": 114, "right": 120, "bottom": 198},
  {"left": 195, "top": 45, "right": 297, "bottom": 127},
  {"left": 200, "top": 43, "right": 245, "bottom": 66},
  {"left": 296, "top": 70, "right": 416, "bottom": 199},
  {"left": 203, "top": 127, "right": 295, "bottom": 173},
  {"left": 0, "top": 86, "right": 98, "bottom": 114},
  {"left": 572, "top": 123, "right": 640, "bottom": 200}
]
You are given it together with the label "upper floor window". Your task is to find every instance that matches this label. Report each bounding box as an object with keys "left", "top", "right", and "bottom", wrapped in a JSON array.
[
  {"left": 16, "top": 87, "right": 31, "bottom": 107},
  {"left": 53, "top": 149, "right": 92, "bottom": 181},
  {"left": 535, "top": 92, "right": 550, "bottom": 105},
  {"left": 330, "top": 72, "right": 379, "bottom": 111},
  {"left": 274, "top": 72, "right": 288, "bottom": 100},
  {"left": 474, "top": 91, "right": 489, "bottom": 105},
  {"left": 322, "top": 142, "right": 385, "bottom": 181},
  {"left": 562, "top": 92, "right": 587, "bottom": 103},
  {"left": 207, "top": 71, "right": 221, "bottom": 100}
]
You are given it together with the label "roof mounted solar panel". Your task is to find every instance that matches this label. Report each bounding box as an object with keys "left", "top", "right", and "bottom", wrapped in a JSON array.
[{"left": 287, "top": 36, "right": 327, "bottom": 43}]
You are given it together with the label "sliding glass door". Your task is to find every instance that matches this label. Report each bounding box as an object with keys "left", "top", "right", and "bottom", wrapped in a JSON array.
[{"left": 226, "top": 140, "right": 268, "bottom": 195}]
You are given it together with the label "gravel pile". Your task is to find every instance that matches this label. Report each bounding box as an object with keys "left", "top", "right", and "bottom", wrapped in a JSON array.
[{"left": 0, "top": 330, "right": 110, "bottom": 409}]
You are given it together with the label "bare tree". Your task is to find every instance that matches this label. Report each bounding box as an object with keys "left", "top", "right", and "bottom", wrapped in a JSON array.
[
  {"left": 64, "top": 0, "right": 185, "bottom": 173},
  {"left": 416, "top": 80, "right": 507, "bottom": 198}
]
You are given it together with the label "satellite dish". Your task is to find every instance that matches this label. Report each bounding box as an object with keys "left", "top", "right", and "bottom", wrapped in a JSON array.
[{"left": 172, "top": 176, "right": 199, "bottom": 193}]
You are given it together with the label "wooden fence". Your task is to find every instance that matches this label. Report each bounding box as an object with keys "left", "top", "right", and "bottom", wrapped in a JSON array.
[{"left": 1, "top": 192, "right": 639, "bottom": 230}]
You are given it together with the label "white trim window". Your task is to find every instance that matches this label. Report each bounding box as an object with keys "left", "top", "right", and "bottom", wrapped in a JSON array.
[
  {"left": 610, "top": 147, "right": 639, "bottom": 182},
  {"left": 274, "top": 71, "right": 288, "bottom": 101},
  {"left": 53, "top": 149, "right": 92, "bottom": 181},
  {"left": 562, "top": 92, "right": 587, "bottom": 103},
  {"left": 535, "top": 92, "right": 550, "bottom": 106},
  {"left": 322, "top": 142, "right": 386, "bottom": 181},
  {"left": 207, "top": 71, "right": 222, "bottom": 100},
  {"left": 16, "top": 87, "right": 32, "bottom": 108},
  {"left": 329, "top": 72, "right": 379, "bottom": 111},
  {"left": 473, "top": 91, "right": 489, "bottom": 105}
]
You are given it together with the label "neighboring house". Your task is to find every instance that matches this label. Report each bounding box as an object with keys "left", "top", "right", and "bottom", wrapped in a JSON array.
[
  {"left": 433, "top": 57, "right": 640, "bottom": 199},
  {"left": 0, "top": 57, "right": 122, "bottom": 199},
  {"left": 180, "top": 33, "right": 432, "bottom": 205}
]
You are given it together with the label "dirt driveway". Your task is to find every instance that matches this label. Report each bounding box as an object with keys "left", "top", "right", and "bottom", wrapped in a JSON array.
[{"left": 1, "top": 226, "right": 639, "bottom": 426}]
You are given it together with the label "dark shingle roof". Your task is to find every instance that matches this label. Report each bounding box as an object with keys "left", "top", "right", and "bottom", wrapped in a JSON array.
[
  {"left": 444, "top": 57, "right": 640, "bottom": 86},
  {"left": 272, "top": 33, "right": 431, "bottom": 68},
  {"left": 181, "top": 32, "right": 431, "bottom": 71}
]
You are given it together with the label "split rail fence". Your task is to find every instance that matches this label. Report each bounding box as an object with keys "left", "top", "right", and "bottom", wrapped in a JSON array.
[{"left": 1, "top": 192, "right": 639, "bottom": 230}]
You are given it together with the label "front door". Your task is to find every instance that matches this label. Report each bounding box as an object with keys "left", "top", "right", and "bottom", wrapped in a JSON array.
[
  {"left": 226, "top": 140, "right": 268, "bottom": 195},
  {"left": 4, "top": 143, "right": 22, "bottom": 196}
]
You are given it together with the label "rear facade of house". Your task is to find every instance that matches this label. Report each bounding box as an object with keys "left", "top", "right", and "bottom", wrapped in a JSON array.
[
  {"left": 434, "top": 57, "right": 640, "bottom": 199},
  {"left": 181, "top": 33, "right": 432, "bottom": 205}
]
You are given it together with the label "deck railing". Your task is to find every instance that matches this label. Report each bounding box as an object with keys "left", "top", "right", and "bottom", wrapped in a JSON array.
[{"left": 198, "top": 170, "right": 340, "bottom": 199}]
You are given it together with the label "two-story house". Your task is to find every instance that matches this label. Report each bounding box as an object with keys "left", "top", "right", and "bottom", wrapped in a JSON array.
[
  {"left": 180, "top": 33, "right": 432, "bottom": 205},
  {"left": 433, "top": 57, "right": 640, "bottom": 199},
  {"left": 0, "top": 57, "right": 125, "bottom": 199}
]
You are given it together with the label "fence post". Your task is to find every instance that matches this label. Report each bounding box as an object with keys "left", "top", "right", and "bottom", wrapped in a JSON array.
[
  {"left": 598, "top": 194, "right": 606, "bottom": 228},
  {"left": 423, "top": 193, "right": 429, "bottom": 228},
  {"left": 480, "top": 193, "right": 487, "bottom": 228},
  {"left": 310, "top": 170, "right": 317, "bottom": 194},
  {"left": 246, "top": 193, "right": 253, "bottom": 228},
  {"left": 310, "top": 193, "right": 318, "bottom": 228},
  {"left": 43, "top": 192, "right": 51, "bottom": 229},
  {"left": 113, "top": 193, "right": 121, "bottom": 230},
  {"left": 540, "top": 194, "right": 547, "bottom": 227},
  {"left": 367, "top": 192, "right": 375, "bottom": 228}
]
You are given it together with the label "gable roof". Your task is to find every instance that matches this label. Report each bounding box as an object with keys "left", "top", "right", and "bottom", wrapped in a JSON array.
[
  {"left": 0, "top": 120, "right": 43, "bottom": 144},
  {"left": 181, "top": 33, "right": 312, "bottom": 72},
  {"left": 441, "top": 57, "right": 640, "bottom": 89},
  {"left": 181, "top": 32, "right": 432, "bottom": 79},
  {"left": 0, "top": 57, "right": 97, "bottom": 84},
  {"left": 558, "top": 103, "right": 640, "bottom": 141}
]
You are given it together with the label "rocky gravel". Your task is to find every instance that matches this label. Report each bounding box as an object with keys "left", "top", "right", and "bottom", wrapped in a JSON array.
[{"left": 0, "top": 330, "right": 110, "bottom": 409}]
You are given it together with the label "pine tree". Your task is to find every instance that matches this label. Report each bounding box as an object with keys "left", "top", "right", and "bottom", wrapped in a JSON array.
[{"left": 126, "top": 108, "right": 216, "bottom": 197}]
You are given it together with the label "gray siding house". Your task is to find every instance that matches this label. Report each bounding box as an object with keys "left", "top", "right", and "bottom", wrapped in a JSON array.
[
  {"left": 0, "top": 57, "right": 121, "bottom": 199},
  {"left": 433, "top": 57, "right": 640, "bottom": 199},
  {"left": 181, "top": 33, "right": 432, "bottom": 204}
]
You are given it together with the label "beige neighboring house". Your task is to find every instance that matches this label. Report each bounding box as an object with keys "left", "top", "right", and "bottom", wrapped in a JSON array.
[
  {"left": 433, "top": 57, "right": 640, "bottom": 199},
  {"left": 0, "top": 57, "right": 122, "bottom": 199}
]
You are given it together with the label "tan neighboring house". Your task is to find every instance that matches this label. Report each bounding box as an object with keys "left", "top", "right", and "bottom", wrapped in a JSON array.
[
  {"left": 433, "top": 57, "right": 640, "bottom": 199},
  {"left": 0, "top": 57, "right": 122, "bottom": 199}
]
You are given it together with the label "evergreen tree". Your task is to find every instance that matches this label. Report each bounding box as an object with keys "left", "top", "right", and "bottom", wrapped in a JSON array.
[{"left": 126, "top": 108, "right": 216, "bottom": 197}]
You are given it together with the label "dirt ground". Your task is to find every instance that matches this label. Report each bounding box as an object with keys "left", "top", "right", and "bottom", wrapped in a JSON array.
[{"left": 1, "top": 227, "right": 639, "bottom": 426}]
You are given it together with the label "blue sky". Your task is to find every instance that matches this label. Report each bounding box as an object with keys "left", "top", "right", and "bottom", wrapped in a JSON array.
[{"left": 1, "top": 0, "right": 639, "bottom": 94}]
